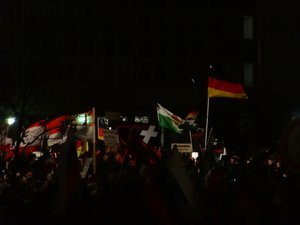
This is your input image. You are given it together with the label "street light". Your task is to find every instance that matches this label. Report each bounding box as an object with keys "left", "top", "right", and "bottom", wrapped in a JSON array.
[{"left": 6, "top": 117, "right": 16, "bottom": 126}]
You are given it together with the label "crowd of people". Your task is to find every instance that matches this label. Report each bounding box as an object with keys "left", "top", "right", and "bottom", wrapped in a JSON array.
[{"left": 0, "top": 141, "right": 299, "bottom": 225}]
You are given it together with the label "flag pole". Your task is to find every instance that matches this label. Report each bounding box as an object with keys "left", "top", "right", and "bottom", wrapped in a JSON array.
[
  {"left": 157, "top": 103, "right": 165, "bottom": 150},
  {"left": 160, "top": 127, "right": 164, "bottom": 149},
  {"left": 204, "top": 96, "right": 210, "bottom": 150},
  {"left": 189, "top": 129, "right": 193, "bottom": 145},
  {"left": 92, "top": 107, "right": 97, "bottom": 175}
]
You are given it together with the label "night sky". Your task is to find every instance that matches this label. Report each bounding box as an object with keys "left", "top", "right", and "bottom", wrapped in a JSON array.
[{"left": 1, "top": 0, "right": 300, "bottom": 148}]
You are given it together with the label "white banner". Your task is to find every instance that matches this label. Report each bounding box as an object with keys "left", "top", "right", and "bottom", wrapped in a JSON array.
[
  {"left": 171, "top": 143, "right": 193, "bottom": 153},
  {"left": 103, "top": 129, "right": 119, "bottom": 146}
]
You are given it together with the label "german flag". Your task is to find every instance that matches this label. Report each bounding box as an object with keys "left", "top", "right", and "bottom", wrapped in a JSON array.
[{"left": 208, "top": 76, "right": 248, "bottom": 99}]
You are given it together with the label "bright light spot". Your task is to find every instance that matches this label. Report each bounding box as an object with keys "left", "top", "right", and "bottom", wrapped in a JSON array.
[
  {"left": 223, "top": 147, "right": 227, "bottom": 155},
  {"left": 32, "top": 151, "right": 43, "bottom": 158},
  {"left": 6, "top": 117, "right": 16, "bottom": 125},
  {"left": 76, "top": 115, "right": 86, "bottom": 124},
  {"left": 191, "top": 152, "right": 198, "bottom": 159},
  {"left": 76, "top": 113, "right": 92, "bottom": 125}
]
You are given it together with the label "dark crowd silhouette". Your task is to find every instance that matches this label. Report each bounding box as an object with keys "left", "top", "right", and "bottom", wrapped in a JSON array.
[{"left": 0, "top": 141, "right": 299, "bottom": 225}]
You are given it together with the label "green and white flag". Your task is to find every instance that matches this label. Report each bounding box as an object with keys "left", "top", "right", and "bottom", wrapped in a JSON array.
[{"left": 157, "top": 103, "right": 184, "bottom": 134}]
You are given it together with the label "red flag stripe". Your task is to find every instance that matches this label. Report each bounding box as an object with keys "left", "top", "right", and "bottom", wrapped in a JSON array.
[{"left": 208, "top": 76, "right": 246, "bottom": 94}]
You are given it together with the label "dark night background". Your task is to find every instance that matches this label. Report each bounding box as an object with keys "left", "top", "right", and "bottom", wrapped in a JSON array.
[{"left": 1, "top": 0, "right": 300, "bottom": 153}]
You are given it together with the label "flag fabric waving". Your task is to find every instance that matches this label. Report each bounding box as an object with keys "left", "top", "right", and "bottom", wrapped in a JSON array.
[
  {"left": 208, "top": 76, "right": 248, "bottom": 99},
  {"left": 0, "top": 130, "right": 15, "bottom": 160},
  {"left": 157, "top": 103, "right": 184, "bottom": 134},
  {"left": 19, "top": 120, "right": 46, "bottom": 155},
  {"left": 46, "top": 110, "right": 95, "bottom": 148},
  {"left": 46, "top": 115, "right": 71, "bottom": 147},
  {"left": 76, "top": 140, "right": 89, "bottom": 158},
  {"left": 117, "top": 122, "right": 161, "bottom": 165},
  {"left": 185, "top": 110, "right": 199, "bottom": 125}
]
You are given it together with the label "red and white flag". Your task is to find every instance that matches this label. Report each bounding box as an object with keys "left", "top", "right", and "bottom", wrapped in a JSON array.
[
  {"left": 19, "top": 120, "right": 46, "bottom": 155},
  {"left": 0, "top": 130, "right": 14, "bottom": 160},
  {"left": 46, "top": 115, "right": 71, "bottom": 147},
  {"left": 46, "top": 110, "right": 95, "bottom": 148}
]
